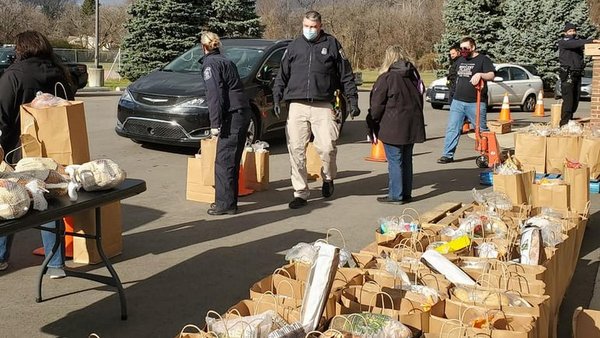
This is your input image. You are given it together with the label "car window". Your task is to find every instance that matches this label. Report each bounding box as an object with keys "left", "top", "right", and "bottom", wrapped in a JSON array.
[
  {"left": 0, "top": 48, "right": 15, "bottom": 65},
  {"left": 584, "top": 68, "right": 593, "bottom": 78},
  {"left": 496, "top": 67, "right": 509, "bottom": 81},
  {"left": 258, "top": 48, "right": 285, "bottom": 80},
  {"left": 509, "top": 67, "right": 528, "bottom": 81},
  {"left": 163, "top": 46, "right": 264, "bottom": 78}
]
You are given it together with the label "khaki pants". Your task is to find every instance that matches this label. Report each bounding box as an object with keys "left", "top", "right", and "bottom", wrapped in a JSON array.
[{"left": 286, "top": 101, "right": 340, "bottom": 199}]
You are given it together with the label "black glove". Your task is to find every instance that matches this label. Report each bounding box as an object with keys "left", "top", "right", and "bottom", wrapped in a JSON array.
[
  {"left": 350, "top": 104, "right": 361, "bottom": 119},
  {"left": 273, "top": 102, "right": 281, "bottom": 119}
]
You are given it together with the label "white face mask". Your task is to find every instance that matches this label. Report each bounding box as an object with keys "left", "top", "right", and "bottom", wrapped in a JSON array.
[{"left": 303, "top": 27, "right": 318, "bottom": 41}]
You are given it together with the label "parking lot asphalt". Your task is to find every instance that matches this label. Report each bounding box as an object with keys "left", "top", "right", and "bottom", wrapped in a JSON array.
[{"left": 0, "top": 93, "right": 598, "bottom": 337}]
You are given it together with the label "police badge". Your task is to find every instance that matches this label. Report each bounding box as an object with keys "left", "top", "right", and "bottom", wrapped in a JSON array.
[{"left": 321, "top": 47, "right": 328, "bottom": 55}]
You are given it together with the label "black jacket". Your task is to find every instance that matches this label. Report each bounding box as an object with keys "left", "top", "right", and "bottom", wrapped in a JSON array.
[
  {"left": 273, "top": 31, "right": 358, "bottom": 107},
  {"left": 447, "top": 56, "right": 459, "bottom": 95},
  {"left": 368, "top": 61, "right": 426, "bottom": 146},
  {"left": 0, "top": 57, "right": 74, "bottom": 158},
  {"left": 200, "top": 49, "right": 250, "bottom": 128},
  {"left": 558, "top": 36, "right": 593, "bottom": 71}
]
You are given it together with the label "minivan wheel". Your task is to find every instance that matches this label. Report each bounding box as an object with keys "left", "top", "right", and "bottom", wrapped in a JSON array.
[{"left": 521, "top": 94, "right": 536, "bottom": 112}]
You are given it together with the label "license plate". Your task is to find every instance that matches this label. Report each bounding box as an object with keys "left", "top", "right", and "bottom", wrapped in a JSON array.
[{"left": 435, "top": 93, "right": 446, "bottom": 100}]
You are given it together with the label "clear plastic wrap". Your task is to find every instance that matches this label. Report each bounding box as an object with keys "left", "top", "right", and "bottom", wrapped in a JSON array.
[
  {"left": 66, "top": 159, "right": 126, "bottom": 192},
  {"left": 494, "top": 157, "right": 522, "bottom": 175},
  {"left": 267, "top": 322, "right": 305, "bottom": 338},
  {"left": 206, "top": 311, "right": 273, "bottom": 338},
  {"left": 285, "top": 242, "right": 319, "bottom": 265},
  {"left": 378, "top": 215, "right": 419, "bottom": 236},
  {"left": 30, "top": 91, "right": 69, "bottom": 109},
  {"left": 477, "top": 242, "right": 499, "bottom": 259},
  {"left": 458, "top": 212, "right": 507, "bottom": 239},
  {"left": 0, "top": 179, "right": 31, "bottom": 220},
  {"left": 439, "top": 226, "right": 466, "bottom": 239},
  {"left": 328, "top": 313, "right": 412, "bottom": 338},
  {"left": 382, "top": 258, "right": 411, "bottom": 287},
  {"left": 522, "top": 216, "right": 563, "bottom": 247},
  {"left": 472, "top": 188, "right": 512, "bottom": 211},
  {"left": 251, "top": 141, "right": 270, "bottom": 153},
  {"left": 15, "top": 157, "right": 65, "bottom": 174},
  {"left": 559, "top": 120, "right": 584, "bottom": 136},
  {"left": 451, "top": 286, "right": 532, "bottom": 307}
]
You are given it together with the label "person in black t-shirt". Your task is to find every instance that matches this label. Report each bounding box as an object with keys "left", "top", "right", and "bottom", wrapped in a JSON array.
[{"left": 438, "top": 37, "right": 495, "bottom": 164}]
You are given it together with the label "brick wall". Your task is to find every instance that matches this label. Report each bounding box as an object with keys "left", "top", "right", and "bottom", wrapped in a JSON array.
[{"left": 593, "top": 56, "right": 600, "bottom": 128}]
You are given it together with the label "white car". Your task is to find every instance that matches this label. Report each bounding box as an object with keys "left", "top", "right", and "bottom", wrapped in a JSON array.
[{"left": 426, "top": 63, "right": 544, "bottom": 111}]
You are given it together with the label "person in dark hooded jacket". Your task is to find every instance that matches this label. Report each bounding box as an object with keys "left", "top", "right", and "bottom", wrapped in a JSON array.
[
  {"left": 0, "top": 30, "right": 74, "bottom": 276},
  {"left": 367, "top": 45, "right": 426, "bottom": 205}
]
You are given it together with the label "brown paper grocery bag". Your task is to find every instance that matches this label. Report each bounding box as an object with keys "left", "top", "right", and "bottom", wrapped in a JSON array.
[
  {"left": 515, "top": 133, "right": 546, "bottom": 173},
  {"left": 186, "top": 155, "right": 215, "bottom": 203},
  {"left": 493, "top": 171, "right": 534, "bottom": 205},
  {"left": 72, "top": 202, "right": 123, "bottom": 264},
  {"left": 306, "top": 142, "right": 321, "bottom": 180},
  {"left": 573, "top": 307, "right": 600, "bottom": 338},
  {"left": 546, "top": 135, "right": 581, "bottom": 174},
  {"left": 242, "top": 150, "right": 269, "bottom": 191},
  {"left": 20, "top": 102, "right": 90, "bottom": 165},
  {"left": 200, "top": 138, "right": 217, "bottom": 186},
  {"left": 579, "top": 137, "right": 600, "bottom": 179},
  {"left": 564, "top": 166, "right": 590, "bottom": 215},
  {"left": 551, "top": 103, "right": 562, "bottom": 128},
  {"left": 531, "top": 182, "right": 569, "bottom": 211}
]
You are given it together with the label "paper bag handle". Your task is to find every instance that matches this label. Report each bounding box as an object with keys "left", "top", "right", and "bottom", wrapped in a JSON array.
[
  {"left": 55, "top": 82, "right": 68, "bottom": 100},
  {"left": 325, "top": 228, "right": 347, "bottom": 249}
]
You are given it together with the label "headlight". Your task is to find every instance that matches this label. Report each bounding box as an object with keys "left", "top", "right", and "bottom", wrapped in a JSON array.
[
  {"left": 119, "top": 89, "right": 133, "bottom": 103},
  {"left": 178, "top": 97, "right": 208, "bottom": 108}
]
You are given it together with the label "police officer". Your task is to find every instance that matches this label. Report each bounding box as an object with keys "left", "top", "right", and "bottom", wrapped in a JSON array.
[
  {"left": 273, "top": 10, "right": 359, "bottom": 209},
  {"left": 557, "top": 22, "right": 599, "bottom": 126},
  {"left": 447, "top": 43, "right": 461, "bottom": 104},
  {"left": 199, "top": 31, "right": 251, "bottom": 215}
]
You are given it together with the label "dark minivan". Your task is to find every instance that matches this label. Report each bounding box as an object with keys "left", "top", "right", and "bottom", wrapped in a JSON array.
[{"left": 117, "top": 39, "right": 336, "bottom": 147}]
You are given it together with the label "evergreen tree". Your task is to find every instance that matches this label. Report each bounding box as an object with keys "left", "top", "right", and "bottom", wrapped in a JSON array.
[
  {"left": 435, "top": 0, "right": 503, "bottom": 77},
  {"left": 207, "top": 0, "right": 264, "bottom": 38},
  {"left": 81, "top": 0, "right": 95, "bottom": 16},
  {"left": 497, "top": 0, "right": 597, "bottom": 85},
  {"left": 120, "top": 0, "right": 209, "bottom": 81}
]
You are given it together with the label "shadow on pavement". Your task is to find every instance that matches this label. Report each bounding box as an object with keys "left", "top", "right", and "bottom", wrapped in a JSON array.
[
  {"left": 41, "top": 230, "right": 323, "bottom": 338},
  {"left": 558, "top": 210, "right": 600, "bottom": 337}
]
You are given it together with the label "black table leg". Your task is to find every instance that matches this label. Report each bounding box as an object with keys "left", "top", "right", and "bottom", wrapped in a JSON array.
[
  {"left": 93, "top": 207, "right": 128, "bottom": 320},
  {"left": 36, "top": 220, "right": 63, "bottom": 303}
]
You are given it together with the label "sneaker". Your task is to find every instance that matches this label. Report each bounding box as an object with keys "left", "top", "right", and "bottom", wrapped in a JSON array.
[
  {"left": 48, "top": 267, "right": 66, "bottom": 279},
  {"left": 288, "top": 197, "right": 308, "bottom": 209},
  {"left": 437, "top": 156, "right": 454, "bottom": 164},
  {"left": 376, "top": 196, "right": 403, "bottom": 205},
  {"left": 207, "top": 207, "right": 237, "bottom": 216},
  {"left": 322, "top": 180, "right": 334, "bottom": 198},
  {"left": 0, "top": 261, "right": 8, "bottom": 271}
]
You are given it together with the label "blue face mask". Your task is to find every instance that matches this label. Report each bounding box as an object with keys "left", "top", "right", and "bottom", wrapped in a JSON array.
[{"left": 303, "top": 28, "right": 318, "bottom": 41}]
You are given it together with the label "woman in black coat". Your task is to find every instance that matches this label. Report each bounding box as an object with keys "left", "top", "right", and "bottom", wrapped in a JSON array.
[
  {"left": 0, "top": 30, "right": 74, "bottom": 275},
  {"left": 367, "top": 45, "right": 426, "bottom": 204}
]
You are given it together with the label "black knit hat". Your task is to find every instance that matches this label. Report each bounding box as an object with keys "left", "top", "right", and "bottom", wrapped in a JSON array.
[{"left": 564, "top": 22, "right": 577, "bottom": 32}]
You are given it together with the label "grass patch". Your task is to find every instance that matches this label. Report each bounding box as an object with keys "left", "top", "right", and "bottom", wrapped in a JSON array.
[
  {"left": 104, "top": 78, "right": 131, "bottom": 90},
  {"left": 357, "top": 69, "right": 438, "bottom": 90}
]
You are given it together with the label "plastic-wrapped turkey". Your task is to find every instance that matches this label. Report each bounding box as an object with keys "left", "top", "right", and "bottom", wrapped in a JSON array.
[
  {"left": 15, "top": 157, "right": 66, "bottom": 175},
  {"left": 0, "top": 179, "right": 31, "bottom": 219},
  {"left": 67, "top": 159, "right": 126, "bottom": 192},
  {"left": 0, "top": 170, "right": 68, "bottom": 198}
]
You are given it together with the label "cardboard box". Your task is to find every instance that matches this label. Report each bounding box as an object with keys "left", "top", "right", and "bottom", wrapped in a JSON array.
[
  {"left": 186, "top": 155, "right": 215, "bottom": 203},
  {"left": 487, "top": 120, "right": 512, "bottom": 134},
  {"left": 584, "top": 43, "right": 600, "bottom": 56},
  {"left": 72, "top": 202, "right": 123, "bottom": 264}
]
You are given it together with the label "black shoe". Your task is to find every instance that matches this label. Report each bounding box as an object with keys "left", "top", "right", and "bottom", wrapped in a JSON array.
[
  {"left": 322, "top": 180, "right": 334, "bottom": 198},
  {"left": 402, "top": 196, "right": 413, "bottom": 204},
  {"left": 437, "top": 156, "right": 454, "bottom": 164},
  {"left": 207, "top": 207, "right": 237, "bottom": 215},
  {"left": 377, "top": 196, "right": 403, "bottom": 205},
  {"left": 288, "top": 197, "right": 308, "bottom": 209}
]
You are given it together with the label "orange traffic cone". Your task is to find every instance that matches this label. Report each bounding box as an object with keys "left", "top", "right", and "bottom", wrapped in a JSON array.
[
  {"left": 498, "top": 92, "right": 512, "bottom": 122},
  {"left": 365, "top": 141, "right": 387, "bottom": 162},
  {"left": 238, "top": 165, "right": 254, "bottom": 196},
  {"left": 461, "top": 120, "right": 471, "bottom": 134},
  {"left": 533, "top": 90, "right": 545, "bottom": 117},
  {"left": 32, "top": 217, "right": 74, "bottom": 258}
]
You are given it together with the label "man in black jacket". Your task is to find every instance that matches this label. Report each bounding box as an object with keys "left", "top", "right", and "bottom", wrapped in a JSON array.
[
  {"left": 273, "top": 10, "right": 359, "bottom": 209},
  {"left": 557, "top": 22, "right": 599, "bottom": 126}
]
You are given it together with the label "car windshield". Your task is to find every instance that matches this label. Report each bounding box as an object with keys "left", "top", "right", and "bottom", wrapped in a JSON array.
[
  {"left": 584, "top": 68, "right": 592, "bottom": 78},
  {"left": 163, "top": 45, "right": 264, "bottom": 78}
]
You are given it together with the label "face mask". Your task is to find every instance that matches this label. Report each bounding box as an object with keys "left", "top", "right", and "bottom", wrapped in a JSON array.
[
  {"left": 566, "top": 33, "right": 577, "bottom": 39},
  {"left": 303, "top": 28, "right": 318, "bottom": 41}
]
